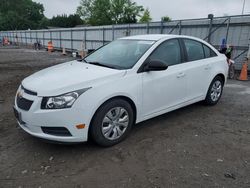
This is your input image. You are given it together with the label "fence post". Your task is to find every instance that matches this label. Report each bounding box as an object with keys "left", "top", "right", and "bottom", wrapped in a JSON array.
[
  {"left": 30, "top": 31, "right": 32, "bottom": 45},
  {"left": 112, "top": 25, "right": 114, "bottom": 40},
  {"left": 84, "top": 28, "right": 87, "bottom": 50},
  {"left": 43, "top": 31, "right": 45, "bottom": 47},
  {"left": 160, "top": 20, "right": 164, "bottom": 34},
  {"left": 50, "top": 31, "right": 52, "bottom": 42},
  {"left": 25, "top": 31, "right": 27, "bottom": 46},
  {"left": 59, "top": 30, "right": 62, "bottom": 49},
  {"left": 179, "top": 20, "right": 182, "bottom": 35},
  {"left": 70, "top": 29, "right": 73, "bottom": 51},
  {"left": 128, "top": 24, "right": 130, "bottom": 36},
  {"left": 207, "top": 14, "right": 214, "bottom": 43},
  {"left": 20, "top": 31, "right": 22, "bottom": 46},
  {"left": 147, "top": 22, "right": 149, "bottom": 34},
  {"left": 225, "top": 17, "right": 231, "bottom": 44},
  {"left": 102, "top": 27, "right": 105, "bottom": 45}
]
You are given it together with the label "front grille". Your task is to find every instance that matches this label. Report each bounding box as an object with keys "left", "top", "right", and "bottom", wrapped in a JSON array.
[
  {"left": 21, "top": 85, "right": 37, "bottom": 96},
  {"left": 41, "top": 127, "right": 72, "bottom": 137},
  {"left": 16, "top": 96, "right": 33, "bottom": 111}
]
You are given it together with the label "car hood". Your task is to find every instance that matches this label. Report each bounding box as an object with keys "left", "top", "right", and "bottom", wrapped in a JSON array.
[{"left": 22, "top": 60, "right": 126, "bottom": 96}]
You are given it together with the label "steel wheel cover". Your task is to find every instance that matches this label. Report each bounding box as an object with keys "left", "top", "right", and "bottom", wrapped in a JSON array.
[
  {"left": 210, "top": 80, "right": 222, "bottom": 102},
  {"left": 101, "top": 107, "right": 129, "bottom": 140}
]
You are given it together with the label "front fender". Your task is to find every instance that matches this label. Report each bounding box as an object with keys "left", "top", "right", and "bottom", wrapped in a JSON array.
[{"left": 73, "top": 73, "right": 142, "bottom": 133}]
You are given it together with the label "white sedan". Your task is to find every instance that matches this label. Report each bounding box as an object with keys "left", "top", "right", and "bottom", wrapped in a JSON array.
[{"left": 14, "top": 34, "right": 228, "bottom": 146}]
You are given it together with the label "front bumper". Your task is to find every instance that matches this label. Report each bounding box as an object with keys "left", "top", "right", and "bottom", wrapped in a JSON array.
[
  {"left": 14, "top": 88, "right": 90, "bottom": 143},
  {"left": 17, "top": 119, "right": 85, "bottom": 142}
]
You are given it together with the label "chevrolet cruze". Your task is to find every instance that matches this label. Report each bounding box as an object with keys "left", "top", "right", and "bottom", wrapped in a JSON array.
[{"left": 14, "top": 34, "right": 228, "bottom": 146}]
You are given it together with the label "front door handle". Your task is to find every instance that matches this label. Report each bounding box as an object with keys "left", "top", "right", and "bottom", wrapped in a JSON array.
[{"left": 177, "top": 72, "right": 185, "bottom": 78}]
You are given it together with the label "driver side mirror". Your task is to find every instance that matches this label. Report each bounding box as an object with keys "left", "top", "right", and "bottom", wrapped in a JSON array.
[{"left": 143, "top": 60, "right": 168, "bottom": 72}]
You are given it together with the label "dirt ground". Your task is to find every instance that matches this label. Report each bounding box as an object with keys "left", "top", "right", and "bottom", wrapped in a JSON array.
[{"left": 0, "top": 46, "right": 250, "bottom": 188}]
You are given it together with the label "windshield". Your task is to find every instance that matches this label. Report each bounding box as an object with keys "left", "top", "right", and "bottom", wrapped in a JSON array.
[{"left": 84, "top": 39, "right": 155, "bottom": 69}]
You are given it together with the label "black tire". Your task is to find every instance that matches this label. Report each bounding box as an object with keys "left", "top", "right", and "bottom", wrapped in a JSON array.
[
  {"left": 204, "top": 76, "right": 224, "bottom": 106},
  {"left": 228, "top": 64, "right": 235, "bottom": 79},
  {"left": 90, "top": 99, "right": 134, "bottom": 147}
]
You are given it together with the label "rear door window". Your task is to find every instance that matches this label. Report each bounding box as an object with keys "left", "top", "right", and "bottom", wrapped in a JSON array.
[{"left": 183, "top": 39, "right": 205, "bottom": 61}]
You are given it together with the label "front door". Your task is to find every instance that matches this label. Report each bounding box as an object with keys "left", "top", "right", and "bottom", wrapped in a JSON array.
[{"left": 141, "top": 39, "right": 187, "bottom": 117}]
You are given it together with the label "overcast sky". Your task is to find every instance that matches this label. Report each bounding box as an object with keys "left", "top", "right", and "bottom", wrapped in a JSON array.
[{"left": 34, "top": 0, "right": 250, "bottom": 21}]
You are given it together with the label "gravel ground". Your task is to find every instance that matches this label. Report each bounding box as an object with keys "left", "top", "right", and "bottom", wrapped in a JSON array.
[{"left": 0, "top": 46, "right": 250, "bottom": 188}]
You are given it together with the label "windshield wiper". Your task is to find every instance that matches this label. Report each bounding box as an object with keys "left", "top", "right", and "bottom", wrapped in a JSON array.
[
  {"left": 88, "top": 61, "right": 117, "bottom": 69},
  {"left": 77, "top": 58, "right": 88, "bottom": 63}
]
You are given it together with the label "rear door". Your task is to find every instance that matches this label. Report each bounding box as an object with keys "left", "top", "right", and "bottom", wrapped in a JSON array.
[{"left": 182, "top": 39, "right": 217, "bottom": 100}]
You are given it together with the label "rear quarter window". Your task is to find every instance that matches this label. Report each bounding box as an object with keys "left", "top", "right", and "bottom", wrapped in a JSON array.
[{"left": 203, "top": 44, "right": 217, "bottom": 58}]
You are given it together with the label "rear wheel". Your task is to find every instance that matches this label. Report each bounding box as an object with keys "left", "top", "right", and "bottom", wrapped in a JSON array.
[
  {"left": 90, "top": 99, "right": 134, "bottom": 147},
  {"left": 204, "top": 76, "right": 224, "bottom": 105}
]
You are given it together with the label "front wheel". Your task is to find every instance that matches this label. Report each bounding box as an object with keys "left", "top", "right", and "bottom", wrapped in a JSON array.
[
  {"left": 90, "top": 99, "right": 134, "bottom": 147},
  {"left": 204, "top": 76, "right": 224, "bottom": 105}
]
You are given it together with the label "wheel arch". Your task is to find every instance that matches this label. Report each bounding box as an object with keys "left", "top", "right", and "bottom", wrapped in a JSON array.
[
  {"left": 88, "top": 95, "right": 137, "bottom": 133},
  {"left": 206, "top": 73, "right": 226, "bottom": 96},
  {"left": 209, "top": 73, "right": 226, "bottom": 86},
  {"left": 215, "top": 73, "right": 226, "bottom": 85}
]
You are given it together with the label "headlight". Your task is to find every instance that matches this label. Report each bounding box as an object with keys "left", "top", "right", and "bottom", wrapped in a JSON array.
[{"left": 41, "top": 88, "right": 91, "bottom": 109}]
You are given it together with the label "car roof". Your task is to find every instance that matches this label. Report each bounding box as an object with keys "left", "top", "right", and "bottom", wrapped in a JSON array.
[
  {"left": 120, "top": 34, "right": 205, "bottom": 43},
  {"left": 119, "top": 34, "right": 219, "bottom": 55},
  {"left": 120, "top": 34, "right": 181, "bottom": 41}
]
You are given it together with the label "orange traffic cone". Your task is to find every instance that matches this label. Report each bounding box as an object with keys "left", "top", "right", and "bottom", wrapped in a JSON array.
[
  {"left": 238, "top": 62, "right": 248, "bottom": 81},
  {"left": 48, "top": 41, "right": 53, "bottom": 53}
]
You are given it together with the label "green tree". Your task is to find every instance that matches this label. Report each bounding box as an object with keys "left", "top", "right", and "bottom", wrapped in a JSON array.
[
  {"left": 0, "top": 0, "right": 45, "bottom": 30},
  {"left": 39, "top": 17, "right": 50, "bottom": 29},
  {"left": 161, "top": 16, "right": 171, "bottom": 22},
  {"left": 110, "top": 0, "right": 125, "bottom": 24},
  {"left": 118, "top": 0, "right": 144, "bottom": 24},
  {"left": 76, "top": 0, "right": 94, "bottom": 23},
  {"left": 76, "top": 0, "right": 144, "bottom": 25},
  {"left": 88, "top": 0, "right": 112, "bottom": 25},
  {"left": 48, "top": 14, "right": 84, "bottom": 28},
  {"left": 139, "top": 8, "right": 152, "bottom": 23}
]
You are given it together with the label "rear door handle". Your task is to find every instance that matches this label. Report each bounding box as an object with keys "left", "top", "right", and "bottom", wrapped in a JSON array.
[{"left": 177, "top": 72, "right": 185, "bottom": 78}]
